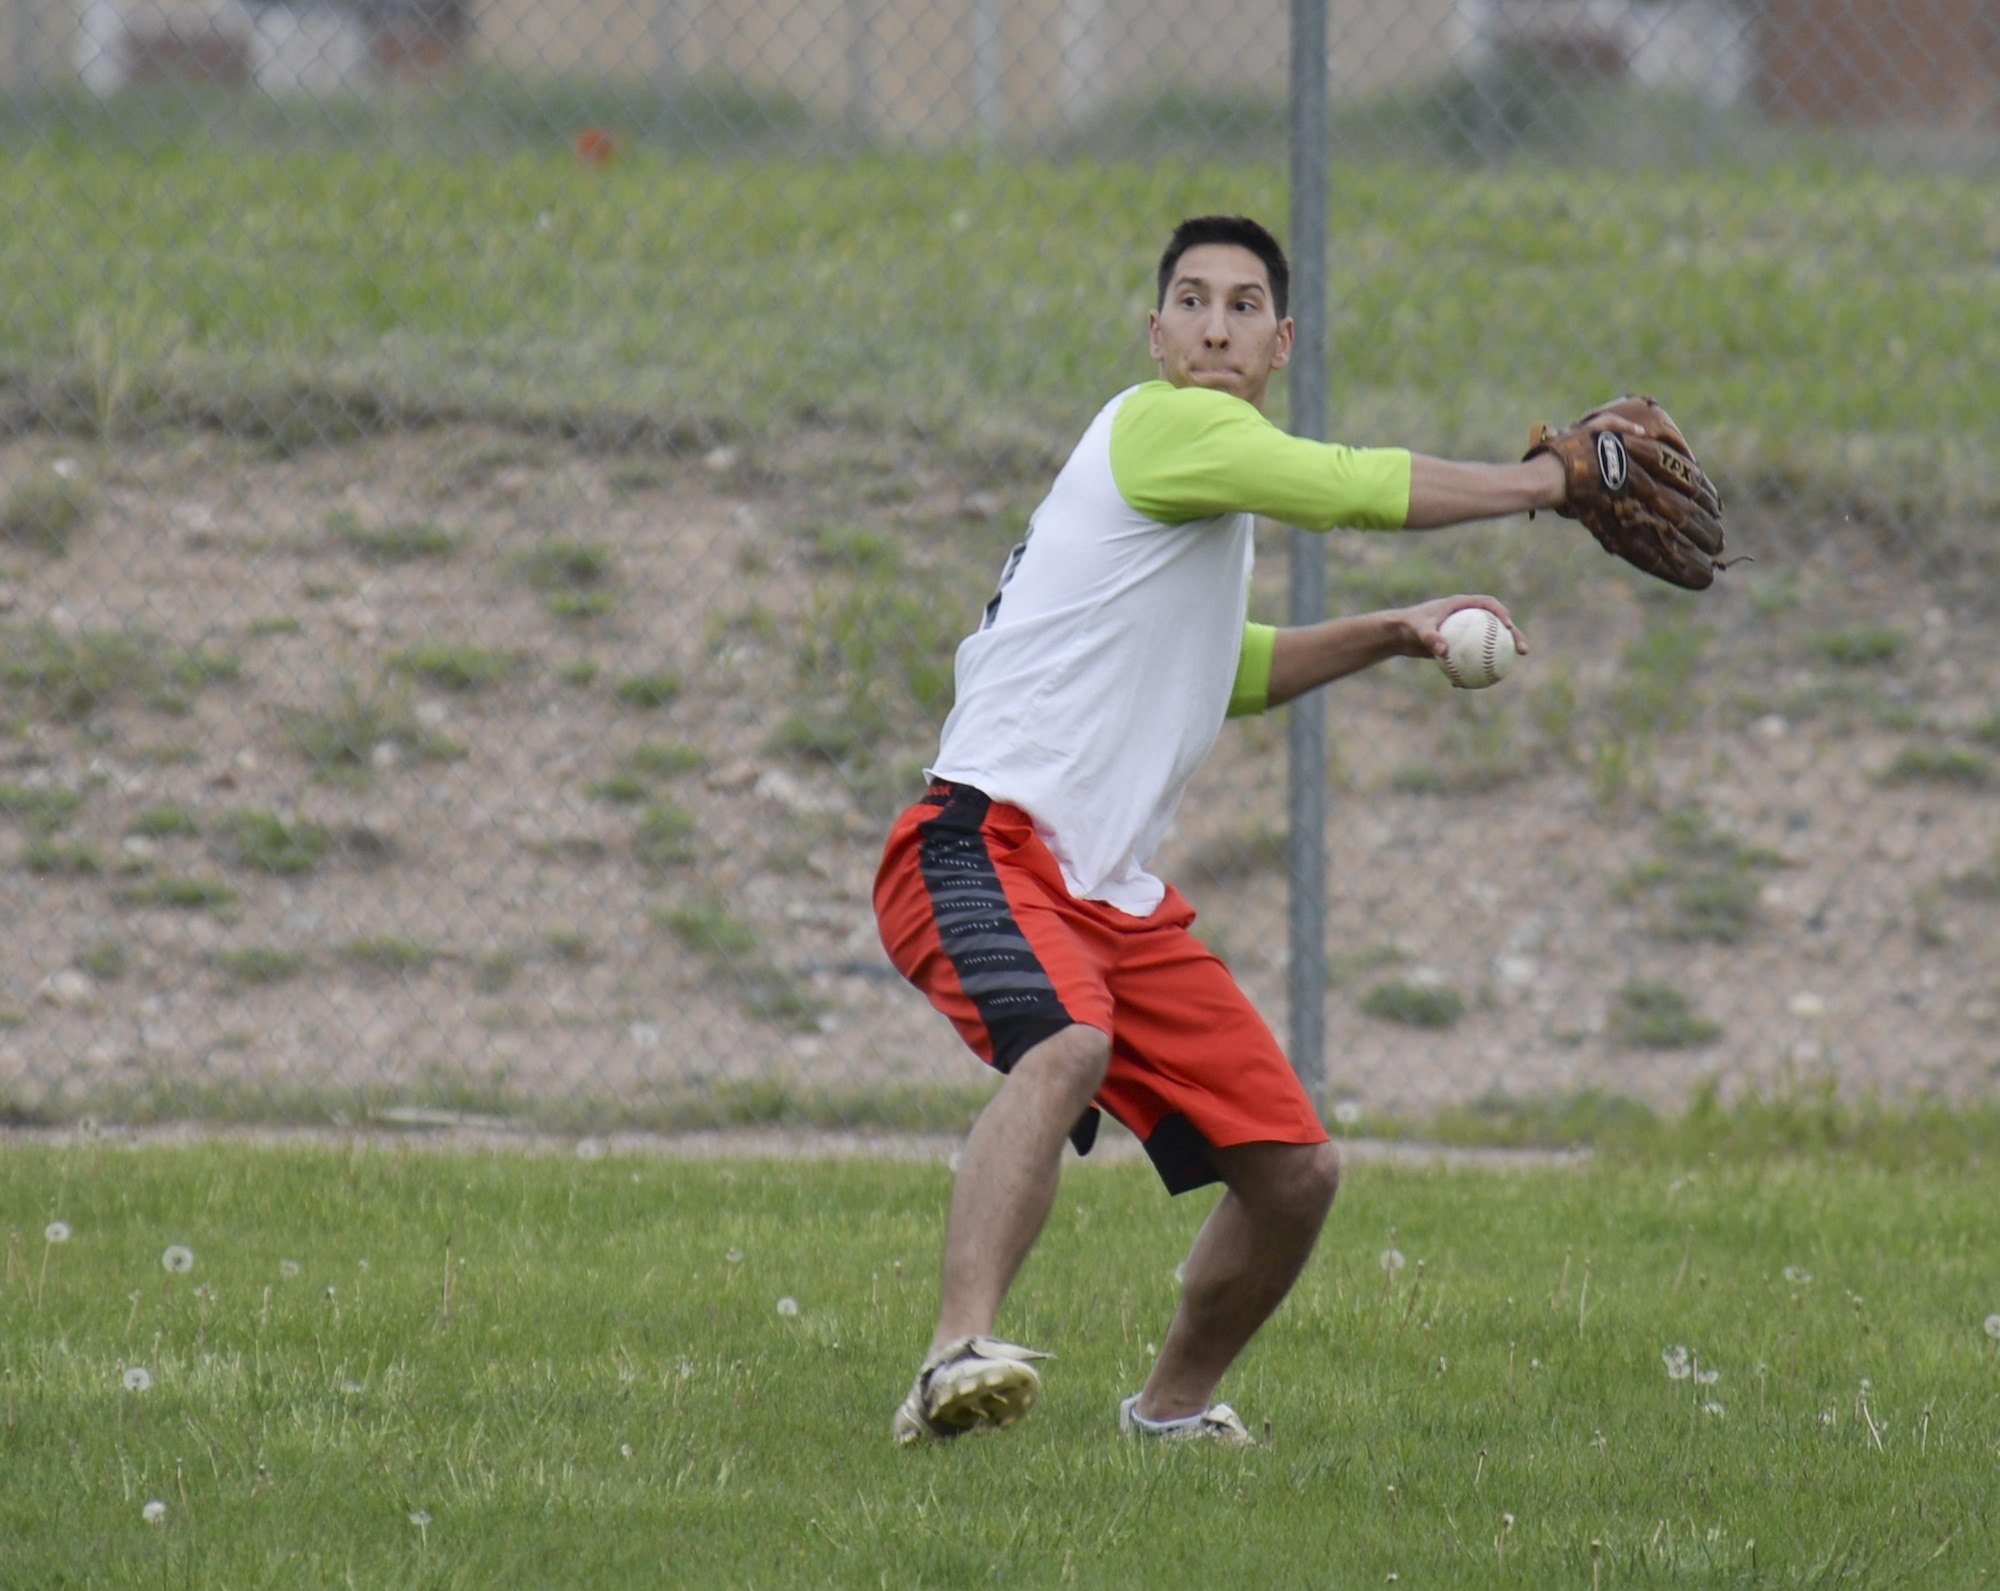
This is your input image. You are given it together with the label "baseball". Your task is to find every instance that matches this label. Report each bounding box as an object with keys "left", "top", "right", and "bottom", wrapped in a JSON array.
[{"left": 1436, "top": 608, "right": 1516, "bottom": 690}]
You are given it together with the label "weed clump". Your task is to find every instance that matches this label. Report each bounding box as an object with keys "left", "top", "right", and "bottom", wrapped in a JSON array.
[
  {"left": 1608, "top": 980, "right": 1722, "bottom": 1048},
  {"left": 655, "top": 892, "right": 822, "bottom": 1032},
  {"left": 1621, "top": 804, "right": 1784, "bottom": 944},
  {"left": 212, "top": 809, "right": 330, "bottom": 875},
  {"left": 1360, "top": 978, "right": 1465, "bottom": 1029},
  {"left": 0, "top": 467, "right": 96, "bottom": 555}
]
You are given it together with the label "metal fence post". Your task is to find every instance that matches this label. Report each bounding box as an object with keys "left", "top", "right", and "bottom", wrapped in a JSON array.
[{"left": 1285, "top": 0, "right": 1330, "bottom": 1095}]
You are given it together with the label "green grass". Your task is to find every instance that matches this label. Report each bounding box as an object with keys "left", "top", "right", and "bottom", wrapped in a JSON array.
[
  {"left": 0, "top": 464, "right": 96, "bottom": 554},
  {"left": 282, "top": 677, "right": 465, "bottom": 783},
  {"left": 212, "top": 808, "right": 330, "bottom": 875},
  {"left": 2, "top": 1140, "right": 1996, "bottom": 1588},
  {"left": 125, "top": 804, "right": 199, "bottom": 840},
  {"left": 330, "top": 511, "right": 459, "bottom": 564},
  {"left": 212, "top": 946, "right": 309, "bottom": 986},
  {"left": 1879, "top": 744, "right": 1989, "bottom": 788},
  {"left": 0, "top": 624, "right": 240, "bottom": 721},
  {"left": 613, "top": 671, "right": 682, "bottom": 710},
  {"left": 0, "top": 120, "right": 1993, "bottom": 522},
  {"left": 1608, "top": 980, "right": 1724, "bottom": 1049},
  {"left": 117, "top": 874, "right": 238, "bottom": 910},
  {"left": 1358, "top": 977, "right": 1466, "bottom": 1029},
  {"left": 388, "top": 642, "right": 514, "bottom": 694},
  {"left": 22, "top": 837, "right": 102, "bottom": 876},
  {"left": 1619, "top": 804, "right": 1788, "bottom": 946},
  {"left": 620, "top": 739, "right": 706, "bottom": 779},
  {"left": 0, "top": 780, "right": 85, "bottom": 834},
  {"left": 338, "top": 936, "right": 436, "bottom": 976},
  {"left": 656, "top": 891, "right": 823, "bottom": 1031}
]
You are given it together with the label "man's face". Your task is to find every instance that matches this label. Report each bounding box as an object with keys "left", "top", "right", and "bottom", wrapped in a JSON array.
[{"left": 1148, "top": 243, "right": 1294, "bottom": 409}]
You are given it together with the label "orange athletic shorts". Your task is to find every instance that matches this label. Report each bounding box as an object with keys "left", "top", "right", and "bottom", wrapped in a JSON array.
[{"left": 873, "top": 782, "right": 1327, "bottom": 1194}]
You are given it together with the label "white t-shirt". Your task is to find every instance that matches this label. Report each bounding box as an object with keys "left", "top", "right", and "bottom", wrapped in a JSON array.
[{"left": 930, "top": 381, "right": 1411, "bottom": 916}]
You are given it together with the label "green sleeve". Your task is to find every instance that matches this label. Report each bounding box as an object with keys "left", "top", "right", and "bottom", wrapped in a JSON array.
[
  {"left": 1110, "top": 381, "right": 1412, "bottom": 531},
  {"left": 1227, "top": 622, "right": 1278, "bottom": 718}
]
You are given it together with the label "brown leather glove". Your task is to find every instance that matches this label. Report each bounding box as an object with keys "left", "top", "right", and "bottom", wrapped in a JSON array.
[{"left": 1527, "top": 395, "right": 1728, "bottom": 591}]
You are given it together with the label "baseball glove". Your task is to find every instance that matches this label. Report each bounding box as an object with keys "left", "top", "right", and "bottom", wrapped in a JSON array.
[{"left": 1526, "top": 395, "right": 1728, "bottom": 591}]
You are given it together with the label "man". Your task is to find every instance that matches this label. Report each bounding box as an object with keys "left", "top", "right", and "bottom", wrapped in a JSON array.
[{"left": 874, "top": 215, "right": 1576, "bottom": 1447}]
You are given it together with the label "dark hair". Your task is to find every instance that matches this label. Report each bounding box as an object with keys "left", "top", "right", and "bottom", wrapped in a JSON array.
[{"left": 1156, "top": 216, "right": 1290, "bottom": 320}]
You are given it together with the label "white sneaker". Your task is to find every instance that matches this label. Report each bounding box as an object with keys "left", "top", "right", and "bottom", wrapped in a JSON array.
[
  {"left": 1119, "top": 1394, "right": 1256, "bottom": 1447},
  {"left": 892, "top": 1336, "right": 1049, "bottom": 1445}
]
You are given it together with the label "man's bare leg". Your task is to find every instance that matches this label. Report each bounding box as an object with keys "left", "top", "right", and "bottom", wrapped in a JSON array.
[
  {"left": 927, "top": 1023, "right": 1110, "bottom": 1355},
  {"left": 1131, "top": 1139, "right": 1340, "bottom": 1420}
]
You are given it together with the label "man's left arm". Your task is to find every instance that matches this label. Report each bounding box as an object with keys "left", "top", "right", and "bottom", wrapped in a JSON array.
[
  {"left": 1403, "top": 454, "right": 1566, "bottom": 528},
  {"left": 1115, "top": 385, "right": 1571, "bottom": 533}
]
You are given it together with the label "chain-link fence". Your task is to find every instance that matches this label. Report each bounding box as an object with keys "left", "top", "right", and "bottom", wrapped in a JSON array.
[{"left": 1, "top": 0, "right": 1996, "bottom": 1137}]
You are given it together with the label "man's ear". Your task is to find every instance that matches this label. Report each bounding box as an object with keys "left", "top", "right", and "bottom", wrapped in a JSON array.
[
  {"left": 1147, "top": 309, "right": 1163, "bottom": 363},
  {"left": 1270, "top": 316, "right": 1295, "bottom": 371}
]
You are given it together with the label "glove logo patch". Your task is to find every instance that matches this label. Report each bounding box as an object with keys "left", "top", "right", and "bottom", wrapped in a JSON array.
[
  {"left": 1657, "top": 450, "right": 1697, "bottom": 490},
  {"left": 1595, "top": 432, "right": 1629, "bottom": 493}
]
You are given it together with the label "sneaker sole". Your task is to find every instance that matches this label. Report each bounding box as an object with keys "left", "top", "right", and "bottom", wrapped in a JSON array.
[{"left": 929, "top": 1362, "right": 1040, "bottom": 1431}]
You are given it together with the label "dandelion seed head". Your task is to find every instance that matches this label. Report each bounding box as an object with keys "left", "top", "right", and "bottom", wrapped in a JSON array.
[
  {"left": 725, "top": 1248, "right": 743, "bottom": 1265},
  {"left": 1501, "top": 1513, "right": 1515, "bottom": 1531},
  {"left": 1662, "top": 1345, "right": 1690, "bottom": 1380},
  {"left": 1703, "top": 1401, "right": 1726, "bottom": 1417},
  {"left": 122, "top": 1366, "right": 152, "bottom": 1392},
  {"left": 1695, "top": 1367, "right": 1720, "bottom": 1385},
  {"left": 44, "top": 1220, "right": 71, "bottom": 1244},
  {"left": 575, "top": 1138, "right": 606, "bottom": 1161},
  {"left": 409, "top": 1510, "right": 431, "bottom": 1527},
  {"left": 776, "top": 1295, "right": 799, "bottom": 1317},
  {"left": 142, "top": 1500, "right": 166, "bottom": 1524},
  {"left": 1333, "top": 1100, "right": 1362, "bottom": 1127},
  {"left": 1983, "top": 1313, "right": 2000, "bottom": 1341},
  {"left": 323, "top": 1286, "right": 337, "bottom": 1300},
  {"left": 1783, "top": 1266, "right": 1813, "bottom": 1285},
  {"left": 280, "top": 1260, "right": 300, "bottom": 1278},
  {"left": 342, "top": 1381, "right": 365, "bottom": 1395},
  {"left": 1380, "top": 1248, "right": 1406, "bottom": 1273},
  {"left": 619, "top": 1443, "right": 635, "bottom": 1459},
  {"left": 161, "top": 1245, "right": 194, "bottom": 1274}
]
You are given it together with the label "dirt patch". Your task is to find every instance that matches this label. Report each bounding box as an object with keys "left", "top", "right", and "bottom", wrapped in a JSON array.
[{"left": 2, "top": 424, "right": 1996, "bottom": 1126}]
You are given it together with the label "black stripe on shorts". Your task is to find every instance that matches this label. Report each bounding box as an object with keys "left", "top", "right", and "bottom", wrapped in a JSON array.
[{"left": 917, "top": 783, "right": 1099, "bottom": 1156}]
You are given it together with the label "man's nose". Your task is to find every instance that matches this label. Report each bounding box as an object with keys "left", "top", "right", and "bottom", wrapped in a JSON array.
[{"left": 1202, "top": 304, "right": 1230, "bottom": 345}]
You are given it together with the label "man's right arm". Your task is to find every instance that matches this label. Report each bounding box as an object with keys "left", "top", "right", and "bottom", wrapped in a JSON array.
[{"left": 1264, "top": 596, "right": 1528, "bottom": 708}]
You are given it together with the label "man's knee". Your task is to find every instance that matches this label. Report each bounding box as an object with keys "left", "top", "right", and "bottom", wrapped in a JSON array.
[
  {"left": 1224, "top": 1139, "right": 1340, "bottom": 1230},
  {"left": 1008, "top": 1023, "right": 1110, "bottom": 1110},
  {"left": 1297, "top": 1139, "right": 1341, "bottom": 1222}
]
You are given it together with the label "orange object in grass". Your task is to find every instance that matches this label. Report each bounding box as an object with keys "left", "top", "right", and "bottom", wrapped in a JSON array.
[{"left": 573, "top": 129, "right": 619, "bottom": 168}]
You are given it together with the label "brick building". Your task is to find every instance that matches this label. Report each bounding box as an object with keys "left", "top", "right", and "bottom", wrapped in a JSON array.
[{"left": 1758, "top": 0, "right": 2000, "bottom": 130}]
